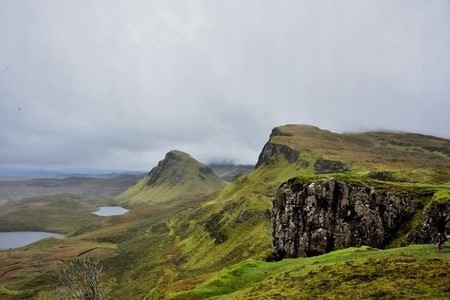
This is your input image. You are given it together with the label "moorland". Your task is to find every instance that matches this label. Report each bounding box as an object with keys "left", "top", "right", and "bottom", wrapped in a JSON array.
[{"left": 0, "top": 124, "right": 449, "bottom": 299}]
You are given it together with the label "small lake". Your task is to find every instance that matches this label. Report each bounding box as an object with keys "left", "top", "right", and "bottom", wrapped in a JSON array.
[
  {"left": 0, "top": 231, "right": 64, "bottom": 250},
  {"left": 93, "top": 206, "right": 129, "bottom": 216}
]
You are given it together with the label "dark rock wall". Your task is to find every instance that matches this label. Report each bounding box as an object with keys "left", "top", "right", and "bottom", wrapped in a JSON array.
[
  {"left": 272, "top": 178, "right": 417, "bottom": 259},
  {"left": 314, "top": 159, "right": 349, "bottom": 173},
  {"left": 256, "top": 143, "right": 299, "bottom": 168},
  {"left": 407, "top": 201, "right": 449, "bottom": 244}
]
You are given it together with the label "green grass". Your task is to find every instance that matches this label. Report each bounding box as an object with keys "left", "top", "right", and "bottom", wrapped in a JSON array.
[
  {"left": 269, "top": 124, "right": 450, "bottom": 184},
  {"left": 149, "top": 142, "right": 448, "bottom": 297},
  {"left": 119, "top": 151, "right": 225, "bottom": 206},
  {"left": 0, "top": 193, "right": 117, "bottom": 234},
  {"left": 1, "top": 125, "right": 448, "bottom": 299},
  {"left": 169, "top": 244, "right": 450, "bottom": 299},
  {"left": 119, "top": 178, "right": 223, "bottom": 206},
  {"left": 434, "top": 184, "right": 450, "bottom": 202}
]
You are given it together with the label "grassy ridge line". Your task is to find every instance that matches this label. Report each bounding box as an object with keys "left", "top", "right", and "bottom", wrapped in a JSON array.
[
  {"left": 169, "top": 245, "right": 450, "bottom": 299},
  {"left": 270, "top": 124, "right": 450, "bottom": 184}
]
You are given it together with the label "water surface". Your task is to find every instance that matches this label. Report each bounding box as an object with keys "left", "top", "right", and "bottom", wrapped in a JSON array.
[
  {"left": 0, "top": 231, "right": 64, "bottom": 250},
  {"left": 93, "top": 206, "right": 129, "bottom": 216}
]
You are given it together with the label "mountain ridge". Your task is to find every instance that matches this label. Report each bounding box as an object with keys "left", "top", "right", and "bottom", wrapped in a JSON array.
[
  {"left": 1, "top": 124, "right": 449, "bottom": 299},
  {"left": 257, "top": 124, "right": 450, "bottom": 184},
  {"left": 119, "top": 150, "right": 225, "bottom": 205}
]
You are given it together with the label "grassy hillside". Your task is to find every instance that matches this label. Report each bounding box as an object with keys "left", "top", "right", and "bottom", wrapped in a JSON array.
[
  {"left": 1, "top": 125, "right": 448, "bottom": 299},
  {"left": 119, "top": 151, "right": 225, "bottom": 205},
  {"left": 169, "top": 244, "right": 450, "bottom": 299},
  {"left": 0, "top": 238, "right": 117, "bottom": 299},
  {"left": 0, "top": 193, "right": 117, "bottom": 233},
  {"left": 133, "top": 125, "right": 449, "bottom": 298},
  {"left": 267, "top": 124, "right": 450, "bottom": 184},
  {"left": 99, "top": 159, "right": 303, "bottom": 299}
]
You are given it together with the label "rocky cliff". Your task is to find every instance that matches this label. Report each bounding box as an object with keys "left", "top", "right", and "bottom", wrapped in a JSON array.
[
  {"left": 271, "top": 178, "right": 418, "bottom": 259},
  {"left": 256, "top": 142, "right": 300, "bottom": 168},
  {"left": 407, "top": 200, "right": 449, "bottom": 244}
]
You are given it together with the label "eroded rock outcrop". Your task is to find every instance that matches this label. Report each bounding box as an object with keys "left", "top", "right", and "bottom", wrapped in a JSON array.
[
  {"left": 407, "top": 200, "right": 449, "bottom": 244},
  {"left": 314, "top": 159, "right": 349, "bottom": 173},
  {"left": 256, "top": 143, "right": 300, "bottom": 168},
  {"left": 271, "top": 178, "right": 417, "bottom": 259}
]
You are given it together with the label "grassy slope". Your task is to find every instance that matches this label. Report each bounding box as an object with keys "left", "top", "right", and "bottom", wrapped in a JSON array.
[
  {"left": 0, "top": 238, "right": 117, "bottom": 299},
  {"left": 76, "top": 159, "right": 301, "bottom": 299},
  {"left": 145, "top": 125, "right": 449, "bottom": 298},
  {"left": 0, "top": 193, "right": 217, "bottom": 298},
  {"left": 0, "top": 151, "right": 226, "bottom": 298},
  {"left": 270, "top": 124, "right": 450, "bottom": 184},
  {"left": 1, "top": 125, "right": 449, "bottom": 298},
  {"left": 119, "top": 151, "right": 225, "bottom": 206},
  {"left": 0, "top": 193, "right": 118, "bottom": 234},
  {"left": 171, "top": 244, "right": 450, "bottom": 299}
]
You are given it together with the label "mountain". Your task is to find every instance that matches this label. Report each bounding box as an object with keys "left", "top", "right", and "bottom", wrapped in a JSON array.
[
  {"left": 1, "top": 125, "right": 449, "bottom": 299},
  {"left": 86, "top": 124, "right": 448, "bottom": 299},
  {"left": 119, "top": 150, "right": 226, "bottom": 205},
  {"left": 124, "top": 124, "right": 448, "bottom": 299},
  {"left": 257, "top": 124, "right": 450, "bottom": 183},
  {"left": 259, "top": 125, "right": 450, "bottom": 256},
  {"left": 209, "top": 163, "right": 254, "bottom": 181}
]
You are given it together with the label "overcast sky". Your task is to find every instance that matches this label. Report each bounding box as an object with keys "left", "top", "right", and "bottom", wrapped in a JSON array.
[{"left": 0, "top": 1, "right": 449, "bottom": 171}]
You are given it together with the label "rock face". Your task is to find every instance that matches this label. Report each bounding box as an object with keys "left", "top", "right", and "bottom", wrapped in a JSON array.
[
  {"left": 256, "top": 128, "right": 301, "bottom": 168},
  {"left": 256, "top": 143, "right": 299, "bottom": 168},
  {"left": 314, "top": 159, "right": 349, "bottom": 173},
  {"left": 271, "top": 178, "right": 417, "bottom": 259},
  {"left": 407, "top": 200, "right": 449, "bottom": 244},
  {"left": 367, "top": 171, "right": 396, "bottom": 181},
  {"left": 147, "top": 150, "right": 216, "bottom": 186}
]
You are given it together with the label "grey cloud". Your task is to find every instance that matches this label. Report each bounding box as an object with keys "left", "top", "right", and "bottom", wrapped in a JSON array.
[{"left": 0, "top": 0, "right": 449, "bottom": 170}]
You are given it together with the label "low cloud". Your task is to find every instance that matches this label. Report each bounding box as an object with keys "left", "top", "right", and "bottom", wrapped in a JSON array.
[{"left": 1, "top": 0, "right": 449, "bottom": 170}]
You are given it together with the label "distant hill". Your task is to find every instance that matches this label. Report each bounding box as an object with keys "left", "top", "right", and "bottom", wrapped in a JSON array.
[
  {"left": 209, "top": 164, "right": 254, "bottom": 181},
  {"left": 0, "top": 165, "right": 144, "bottom": 178},
  {"left": 0, "top": 173, "right": 144, "bottom": 205},
  {"left": 119, "top": 150, "right": 226, "bottom": 205}
]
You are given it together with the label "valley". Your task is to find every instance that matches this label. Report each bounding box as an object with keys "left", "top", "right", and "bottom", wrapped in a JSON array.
[
  {"left": 0, "top": 125, "right": 449, "bottom": 299},
  {"left": 0, "top": 173, "right": 145, "bottom": 205}
]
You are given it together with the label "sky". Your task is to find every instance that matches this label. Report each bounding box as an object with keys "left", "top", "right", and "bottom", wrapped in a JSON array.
[{"left": 0, "top": 0, "right": 449, "bottom": 171}]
